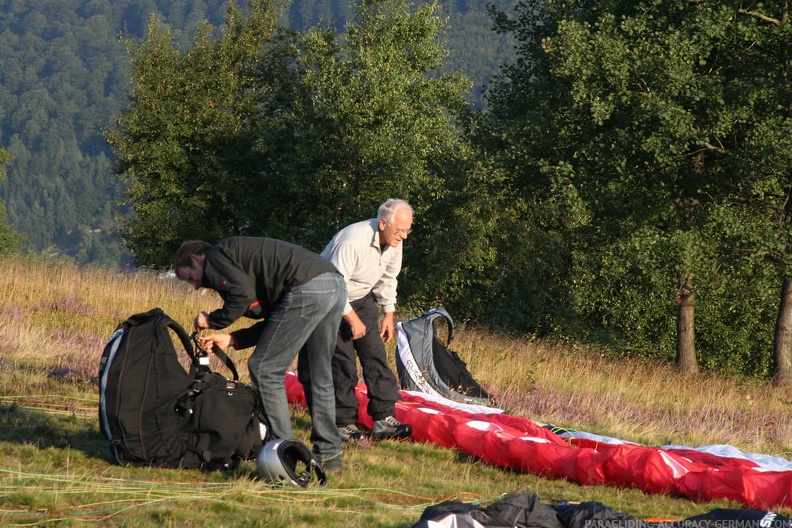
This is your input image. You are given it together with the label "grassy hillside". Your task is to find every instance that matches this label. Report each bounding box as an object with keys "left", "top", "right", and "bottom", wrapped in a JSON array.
[{"left": 0, "top": 253, "right": 789, "bottom": 526}]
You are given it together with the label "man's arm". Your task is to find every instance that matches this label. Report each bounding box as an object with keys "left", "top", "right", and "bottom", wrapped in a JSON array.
[
  {"left": 373, "top": 246, "right": 402, "bottom": 343},
  {"left": 380, "top": 311, "right": 395, "bottom": 344},
  {"left": 324, "top": 226, "right": 367, "bottom": 337},
  {"left": 203, "top": 248, "right": 256, "bottom": 330},
  {"left": 345, "top": 310, "right": 367, "bottom": 340}
]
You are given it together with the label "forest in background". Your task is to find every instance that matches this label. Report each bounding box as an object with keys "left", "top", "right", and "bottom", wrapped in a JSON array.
[{"left": 0, "top": 0, "right": 513, "bottom": 267}]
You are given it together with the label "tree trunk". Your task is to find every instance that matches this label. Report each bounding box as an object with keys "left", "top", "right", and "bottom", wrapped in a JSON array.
[
  {"left": 773, "top": 277, "right": 792, "bottom": 387},
  {"left": 676, "top": 276, "right": 698, "bottom": 374}
]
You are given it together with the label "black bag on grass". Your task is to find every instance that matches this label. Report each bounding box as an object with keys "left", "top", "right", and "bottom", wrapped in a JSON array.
[{"left": 98, "top": 308, "right": 268, "bottom": 469}]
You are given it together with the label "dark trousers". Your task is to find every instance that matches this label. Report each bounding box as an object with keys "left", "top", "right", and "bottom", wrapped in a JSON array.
[{"left": 298, "top": 292, "right": 400, "bottom": 426}]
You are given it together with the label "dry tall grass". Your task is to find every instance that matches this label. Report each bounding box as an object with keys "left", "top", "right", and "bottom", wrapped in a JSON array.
[{"left": 453, "top": 328, "right": 791, "bottom": 457}]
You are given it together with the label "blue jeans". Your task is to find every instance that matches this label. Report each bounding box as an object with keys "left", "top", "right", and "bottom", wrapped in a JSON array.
[{"left": 248, "top": 272, "right": 346, "bottom": 459}]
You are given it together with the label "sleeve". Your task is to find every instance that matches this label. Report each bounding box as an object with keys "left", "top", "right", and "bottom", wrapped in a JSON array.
[
  {"left": 204, "top": 248, "right": 257, "bottom": 330},
  {"left": 230, "top": 322, "right": 266, "bottom": 350},
  {"left": 372, "top": 246, "right": 401, "bottom": 313},
  {"left": 324, "top": 237, "right": 359, "bottom": 316}
]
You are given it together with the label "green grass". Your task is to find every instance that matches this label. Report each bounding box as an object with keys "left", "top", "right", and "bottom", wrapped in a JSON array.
[{"left": 0, "top": 253, "right": 790, "bottom": 526}]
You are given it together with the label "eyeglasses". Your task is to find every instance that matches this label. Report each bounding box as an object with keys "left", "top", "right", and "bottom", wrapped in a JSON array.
[{"left": 386, "top": 220, "right": 412, "bottom": 236}]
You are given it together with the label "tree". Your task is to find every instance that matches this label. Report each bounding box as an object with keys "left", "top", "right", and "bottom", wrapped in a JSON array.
[
  {"left": 0, "top": 0, "right": 531, "bottom": 267},
  {"left": 108, "top": 0, "right": 482, "bottom": 296},
  {"left": 253, "top": 0, "right": 473, "bottom": 252},
  {"left": 484, "top": 0, "right": 792, "bottom": 375},
  {"left": 0, "top": 149, "right": 23, "bottom": 253},
  {"left": 106, "top": 0, "right": 290, "bottom": 265},
  {"left": 249, "top": 0, "right": 514, "bottom": 318},
  {"left": 676, "top": 276, "right": 697, "bottom": 374},
  {"left": 773, "top": 278, "right": 792, "bottom": 386}
]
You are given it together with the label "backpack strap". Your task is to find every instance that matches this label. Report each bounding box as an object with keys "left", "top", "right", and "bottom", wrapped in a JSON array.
[
  {"left": 424, "top": 307, "right": 455, "bottom": 346},
  {"left": 191, "top": 333, "right": 240, "bottom": 381},
  {"left": 152, "top": 310, "right": 240, "bottom": 381},
  {"left": 121, "top": 307, "right": 203, "bottom": 366},
  {"left": 155, "top": 310, "right": 200, "bottom": 362}
]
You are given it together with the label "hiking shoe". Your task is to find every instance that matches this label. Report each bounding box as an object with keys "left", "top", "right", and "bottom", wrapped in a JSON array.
[
  {"left": 338, "top": 423, "right": 364, "bottom": 442},
  {"left": 372, "top": 416, "right": 412, "bottom": 439},
  {"left": 317, "top": 453, "right": 343, "bottom": 475}
]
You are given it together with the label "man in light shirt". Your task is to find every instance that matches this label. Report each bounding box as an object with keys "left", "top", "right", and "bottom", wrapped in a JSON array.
[{"left": 300, "top": 198, "right": 413, "bottom": 440}]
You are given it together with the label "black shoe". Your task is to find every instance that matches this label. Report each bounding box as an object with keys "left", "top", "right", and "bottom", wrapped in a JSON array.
[
  {"left": 372, "top": 416, "right": 412, "bottom": 439},
  {"left": 317, "top": 452, "right": 343, "bottom": 475},
  {"left": 338, "top": 423, "right": 364, "bottom": 442}
]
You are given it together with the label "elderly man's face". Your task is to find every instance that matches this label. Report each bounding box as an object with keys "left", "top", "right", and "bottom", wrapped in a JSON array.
[{"left": 378, "top": 207, "right": 413, "bottom": 248}]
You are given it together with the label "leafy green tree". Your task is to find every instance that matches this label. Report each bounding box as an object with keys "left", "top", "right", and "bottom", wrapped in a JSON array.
[
  {"left": 247, "top": 0, "right": 517, "bottom": 325},
  {"left": 253, "top": 0, "right": 473, "bottom": 253},
  {"left": 773, "top": 278, "right": 792, "bottom": 386},
  {"left": 0, "top": 149, "right": 23, "bottom": 253},
  {"left": 106, "top": 0, "right": 290, "bottom": 265},
  {"left": 107, "top": 0, "right": 495, "bottom": 322},
  {"left": 484, "top": 0, "right": 792, "bottom": 375}
]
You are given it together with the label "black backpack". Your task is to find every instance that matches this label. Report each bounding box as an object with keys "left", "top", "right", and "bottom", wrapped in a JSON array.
[
  {"left": 98, "top": 308, "right": 268, "bottom": 470},
  {"left": 396, "top": 308, "right": 495, "bottom": 406}
]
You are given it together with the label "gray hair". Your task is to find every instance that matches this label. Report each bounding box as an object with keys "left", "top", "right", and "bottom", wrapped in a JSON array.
[{"left": 377, "top": 198, "right": 413, "bottom": 223}]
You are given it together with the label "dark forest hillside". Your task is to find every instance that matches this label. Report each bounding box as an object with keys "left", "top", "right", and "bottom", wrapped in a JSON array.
[{"left": 0, "top": 0, "right": 513, "bottom": 266}]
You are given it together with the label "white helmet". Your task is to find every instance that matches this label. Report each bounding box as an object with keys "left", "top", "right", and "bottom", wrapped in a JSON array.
[{"left": 256, "top": 439, "right": 328, "bottom": 487}]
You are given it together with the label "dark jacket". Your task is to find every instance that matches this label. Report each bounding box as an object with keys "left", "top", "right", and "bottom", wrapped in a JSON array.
[{"left": 201, "top": 236, "right": 337, "bottom": 336}]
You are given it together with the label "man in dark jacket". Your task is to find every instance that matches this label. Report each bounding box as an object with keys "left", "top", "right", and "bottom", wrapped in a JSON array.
[{"left": 174, "top": 236, "right": 346, "bottom": 472}]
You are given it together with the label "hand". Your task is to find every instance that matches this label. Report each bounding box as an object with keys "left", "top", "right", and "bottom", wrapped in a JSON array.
[
  {"left": 380, "top": 312, "right": 396, "bottom": 344},
  {"left": 193, "top": 311, "right": 210, "bottom": 331},
  {"left": 344, "top": 311, "right": 367, "bottom": 340},
  {"left": 198, "top": 333, "right": 233, "bottom": 350}
]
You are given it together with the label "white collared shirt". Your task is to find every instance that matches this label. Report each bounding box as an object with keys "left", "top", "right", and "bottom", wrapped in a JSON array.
[{"left": 321, "top": 218, "right": 402, "bottom": 315}]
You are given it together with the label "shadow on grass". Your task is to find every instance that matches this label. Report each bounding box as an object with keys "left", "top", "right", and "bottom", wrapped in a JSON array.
[
  {"left": 0, "top": 398, "right": 327, "bottom": 471},
  {"left": 0, "top": 401, "right": 114, "bottom": 463}
]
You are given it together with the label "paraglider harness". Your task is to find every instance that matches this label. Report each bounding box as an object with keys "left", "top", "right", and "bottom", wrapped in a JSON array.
[
  {"left": 98, "top": 308, "right": 269, "bottom": 470},
  {"left": 396, "top": 307, "right": 495, "bottom": 406}
]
